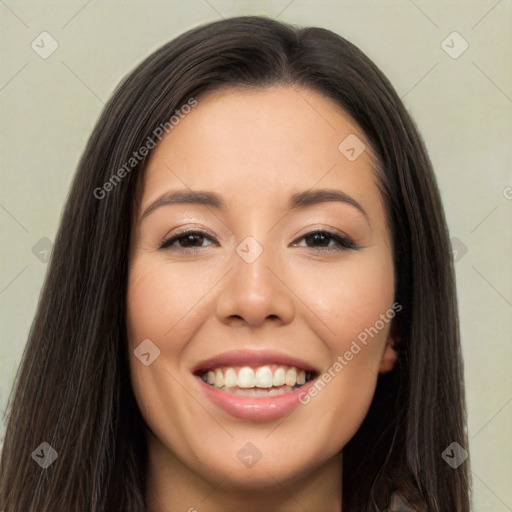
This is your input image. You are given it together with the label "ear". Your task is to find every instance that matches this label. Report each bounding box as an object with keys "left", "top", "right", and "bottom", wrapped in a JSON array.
[{"left": 378, "top": 337, "right": 398, "bottom": 373}]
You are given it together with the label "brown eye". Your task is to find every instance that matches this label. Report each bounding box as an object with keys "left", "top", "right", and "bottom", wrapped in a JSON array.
[
  {"left": 295, "top": 230, "right": 357, "bottom": 252},
  {"left": 159, "top": 231, "right": 216, "bottom": 250},
  {"left": 177, "top": 233, "right": 206, "bottom": 248},
  {"left": 304, "top": 232, "right": 332, "bottom": 248}
]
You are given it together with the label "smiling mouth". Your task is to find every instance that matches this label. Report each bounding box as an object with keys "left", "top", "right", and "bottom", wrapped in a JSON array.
[{"left": 197, "top": 364, "right": 317, "bottom": 397}]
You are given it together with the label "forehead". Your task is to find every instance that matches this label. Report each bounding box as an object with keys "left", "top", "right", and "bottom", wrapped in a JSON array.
[{"left": 140, "top": 85, "right": 382, "bottom": 216}]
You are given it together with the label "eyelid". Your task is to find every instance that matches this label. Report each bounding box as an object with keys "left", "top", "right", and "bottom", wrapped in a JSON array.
[
  {"left": 159, "top": 226, "right": 360, "bottom": 252},
  {"left": 290, "top": 224, "right": 351, "bottom": 242},
  {"left": 291, "top": 230, "right": 358, "bottom": 251},
  {"left": 159, "top": 228, "right": 218, "bottom": 250}
]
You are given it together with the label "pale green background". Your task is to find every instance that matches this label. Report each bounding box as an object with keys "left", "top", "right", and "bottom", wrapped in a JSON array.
[{"left": 1, "top": 1, "right": 511, "bottom": 510}]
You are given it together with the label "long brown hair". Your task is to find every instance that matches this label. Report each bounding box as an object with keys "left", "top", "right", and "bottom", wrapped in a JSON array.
[{"left": 0, "top": 15, "right": 470, "bottom": 511}]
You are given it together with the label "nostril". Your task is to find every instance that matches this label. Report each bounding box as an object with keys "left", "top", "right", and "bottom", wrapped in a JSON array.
[{"left": 228, "top": 316, "right": 243, "bottom": 328}]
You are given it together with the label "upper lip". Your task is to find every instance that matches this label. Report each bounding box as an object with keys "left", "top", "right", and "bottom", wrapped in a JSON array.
[{"left": 192, "top": 349, "right": 320, "bottom": 374}]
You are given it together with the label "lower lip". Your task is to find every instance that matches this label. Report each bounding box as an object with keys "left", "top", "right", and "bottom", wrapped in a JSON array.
[{"left": 196, "top": 376, "right": 316, "bottom": 422}]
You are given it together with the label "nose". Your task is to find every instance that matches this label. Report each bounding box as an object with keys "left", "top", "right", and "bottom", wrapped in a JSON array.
[{"left": 215, "top": 239, "right": 295, "bottom": 329}]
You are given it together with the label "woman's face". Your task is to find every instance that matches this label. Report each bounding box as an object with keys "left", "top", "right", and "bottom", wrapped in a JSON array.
[{"left": 127, "top": 85, "right": 396, "bottom": 490}]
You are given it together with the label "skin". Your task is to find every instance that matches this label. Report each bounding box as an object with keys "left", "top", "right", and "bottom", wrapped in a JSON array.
[{"left": 126, "top": 85, "right": 397, "bottom": 512}]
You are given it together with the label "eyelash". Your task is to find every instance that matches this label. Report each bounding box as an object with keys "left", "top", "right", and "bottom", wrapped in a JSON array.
[{"left": 158, "top": 229, "right": 359, "bottom": 253}]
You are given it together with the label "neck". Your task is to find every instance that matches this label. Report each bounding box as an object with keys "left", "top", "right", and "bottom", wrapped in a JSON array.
[{"left": 145, "top": 434, "right": 343, "bottom": 512}]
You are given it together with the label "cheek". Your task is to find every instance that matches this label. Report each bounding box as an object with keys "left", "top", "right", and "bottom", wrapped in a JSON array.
[
  {"left": 127, "top": 257, "right": 175, "bottom": 342},
  {"left": 291, "top": 248, "right": 395, "bottom": 435},
  {"left": 293, "top": 251, "right": 395, "bottom": 349},
  {"left": 125, "top": 255, "right": 222, "bottom": 429},
  {"left": 126, "top": 257, "right": 192, "bottom": 417},
  {"left": 126, "top": 255, "right": 215, "bottom": 349},
  {"left": 126, "top": 258, "right": 199, "bottom": 454}
]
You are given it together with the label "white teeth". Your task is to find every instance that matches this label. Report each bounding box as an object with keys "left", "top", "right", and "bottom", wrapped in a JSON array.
[
  {"left": 220, "top": 385, "right": 294, "bottom": 397},
  {"left": 201, "top": 365, "right": 312, "bottom": 390},
  {"left": 255, "top": 366, "right": 273, "bottom": 388},
  {"left": 272, "top": 367, "right": 286, "bottom": 387},
  {"left": 233, "top": 388, "right": 255, "bottom": 397},
  {"left": 215, "top": 368, "right": 224, "bottom": 387},
  {"left": 285, "top": 367, "right": 297, "bottom": 387},
  {"left": 238, "top": 367, "right": 256, "bottom": 388},
  {"left": 224, "top": 368, "right": 237, "bottom": 388}
]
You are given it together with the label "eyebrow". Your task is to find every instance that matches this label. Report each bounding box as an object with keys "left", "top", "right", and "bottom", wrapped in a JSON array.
[{"left": 140, "top": 188, "right": 368, "bottom": 222}]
